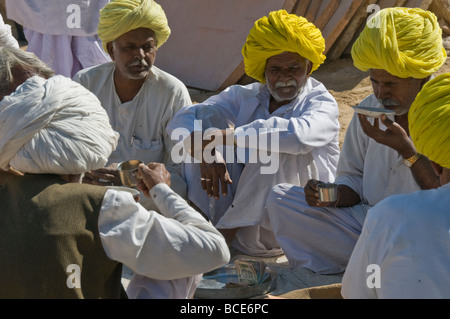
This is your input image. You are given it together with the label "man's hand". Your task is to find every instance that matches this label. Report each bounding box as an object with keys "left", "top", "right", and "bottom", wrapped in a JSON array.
[
  {"left": 82, "top": 164, "right": 122, "bottom": 186},
  {"left": 137, "top": 162, "right": 171, "bottom": 197},
  {"left": 358, "top": 114, "right": 416, "bottom": 158},
  {"left": 187, "top": 129, "right": 234, "bottom": 161},
  {"left": 200, "top": 150, "right": 232, "bottom": 200},
  {"left": 305, "top": 179, "right": 360, "bottom": 208},
  {"left": 186, "top": 129, "right": 234, "bottom": 199},
  {"left": 305, "top": 179, "right": 333, "bottom": 207}
]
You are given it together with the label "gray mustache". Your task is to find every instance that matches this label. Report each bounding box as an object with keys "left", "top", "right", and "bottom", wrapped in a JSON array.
[
  {"left": 129, "top": 59, "right": 148, "bottom": 67},
  {"left": 378, "top": 98, "right": 400, "bottom": 106},
  {"left": 275, "top": 80, "right": 297, "bottom": 89}
]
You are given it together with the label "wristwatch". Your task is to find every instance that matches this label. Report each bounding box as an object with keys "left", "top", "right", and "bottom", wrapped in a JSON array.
[{"left": 403, "top": 153, "right": 421, "bottom": 167}]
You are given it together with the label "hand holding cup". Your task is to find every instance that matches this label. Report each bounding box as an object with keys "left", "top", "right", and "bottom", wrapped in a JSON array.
[{"left": 136, "top": 162, "right": 171, "bottom": 198}]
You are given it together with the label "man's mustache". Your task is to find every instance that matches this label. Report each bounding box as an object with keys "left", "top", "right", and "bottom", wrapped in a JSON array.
[
  {"left": 129, "top": 59, "right": 149, "bottom": 67},
  {"left": 275, "top": 79, "right": 297, "bottom": 89},
  {"left": 378, "top": 98, "right": 400, "bottom": 106}
]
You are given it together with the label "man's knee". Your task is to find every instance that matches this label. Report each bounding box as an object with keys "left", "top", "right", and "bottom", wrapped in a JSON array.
[
  {"left": 266, "top": 183, "right": 291, "bottom": 213},
  {"left": 195, "top": 106, "right": 228, "bottom": 130}
]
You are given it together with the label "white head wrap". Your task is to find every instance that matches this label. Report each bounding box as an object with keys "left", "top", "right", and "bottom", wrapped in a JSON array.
[
  {"left": 0, "top": 14, "right": 19, "bottom": 48},
  {"left": 0, "top": 75, "right": 119, "bottom": 174}
]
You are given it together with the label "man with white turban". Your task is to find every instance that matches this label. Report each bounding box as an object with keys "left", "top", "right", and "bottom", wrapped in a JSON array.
[
  {"left": 167, "top": 10, "right": 340, "bottom": 258},
  {"left": 0, "top": 47, "right": 230, "bottom": 298},
  {"left": 342, "top": 73, "right": 450, "bottom": 298},
  {"left": 73, "top": 0, "right": 196, "bottom": 299},
  {"left": 5, "top": 0, "right": 111, "bottom": 78},
  {"left": 266, "top": 7, "right": 446, "bottom": 275}
]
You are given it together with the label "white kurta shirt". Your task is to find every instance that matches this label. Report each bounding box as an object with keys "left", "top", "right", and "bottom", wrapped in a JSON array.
[
  {"left": 335, "top": 94, "right": 421, "bottom": 208},
  {"left": 74, "top": 62, "right": 192, "bottom": 171},
  {"left": 341, "top": 183, "right": 450, "bottom": 299},
  {"left": 74, "top": 62, "right": 191, "bottom": 210},
  {"left": 100, "top": 183, "right": 230, "bottom": 280},
  {"left": 167, "top": 78, "right": 340, "bottom": 256}
]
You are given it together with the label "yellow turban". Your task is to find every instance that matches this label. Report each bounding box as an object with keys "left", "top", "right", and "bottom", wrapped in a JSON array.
[
  {"left": 408, "top": 73, "right": 450, "bottom": 169},
  {"left": 98, "top": 0, "right": 170, "bottom": 52},
  {"left": 242, "top": 10, "right": 326, "bottom": 83},
  {"left": 352, "top": 7, "right": 446, "bottom": 79}
]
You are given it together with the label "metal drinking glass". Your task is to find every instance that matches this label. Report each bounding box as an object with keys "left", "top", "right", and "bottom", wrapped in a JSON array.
[
  {"left": 317, "top": 183, "right": 338, "bottom": 203},
  {"left": 117, "top": 160, "right": 143, "bottom": 188}
]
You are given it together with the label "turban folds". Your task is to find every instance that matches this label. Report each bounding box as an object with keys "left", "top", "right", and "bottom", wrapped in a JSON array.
[
  {"left": 242, "top": 10, "right": 326, "bottom": 83},
  {"left": 98, "top": 0, "right": 170, "bottom": 52},
  {"left": 0, "top": 75, "right": 119, "bottom": 174},
  {"left": 408, "top": 73, "right": 450, "bottom": 169},
  {"left": 352, "top": 7, "right": 446, "bottom": 79}
]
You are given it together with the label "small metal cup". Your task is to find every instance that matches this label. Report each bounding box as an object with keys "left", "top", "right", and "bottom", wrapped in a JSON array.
[
  {"left": 317, "top": 183, "right": 338, "bottom": 203},
  {"left": 117, "top": 160, "right": 143, "bottom": 188}
]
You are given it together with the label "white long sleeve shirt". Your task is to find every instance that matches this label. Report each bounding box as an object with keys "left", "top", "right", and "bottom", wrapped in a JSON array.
[
  {"left": 168, "top": 78, "right": 340, "bottom": 182},
  {"left": 99, "top": 183, "right": 230, "bottom": 280},
  {"left": 341, "top": 183, "right": 450, "bottom": 299},
  {"left": 167, "top": 78, "right": 340, "bottom": 256}
]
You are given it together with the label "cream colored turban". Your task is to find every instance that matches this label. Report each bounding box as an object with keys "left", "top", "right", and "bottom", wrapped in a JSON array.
[
  {"left": 0, "top": 75, "right": 119, "bottom": 174},
  {"left": 98, "top": 0, "right": 170, "bottom": 52},
  {"left": 242, "top": 10, "right": 326, "bottom": 83},
  {"left": 409, "top": 73, "right": 450, "bottom": 169},
  {"left": 352, "top": 7, "right": 446, "bottom": 79}
]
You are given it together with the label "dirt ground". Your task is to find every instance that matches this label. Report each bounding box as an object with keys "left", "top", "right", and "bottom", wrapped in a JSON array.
[{"left": 191, "top": 56, "right": 450, "bottom": 147}]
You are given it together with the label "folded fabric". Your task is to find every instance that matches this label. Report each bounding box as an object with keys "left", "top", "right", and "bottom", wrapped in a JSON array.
[
  {"left": 409, "top": 73, "right": 450, "bottom": 169},
  {"left": 351, "top": 7, "right": 446, "bottom": 79},
  {"left": 242, "top": 9, "right": 326, "bottom": 83},
  {"left": 0, "top": 75, "right": 119, "bottom": 174}
]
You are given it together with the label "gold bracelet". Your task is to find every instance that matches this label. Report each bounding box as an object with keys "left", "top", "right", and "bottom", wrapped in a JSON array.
[{"left": 403, "top": 153, "right": 421, "bottom": 168}]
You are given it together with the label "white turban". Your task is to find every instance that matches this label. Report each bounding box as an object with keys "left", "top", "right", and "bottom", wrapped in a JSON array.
[
  {"left": 0, "top": 14, "right": 19, "bottom": 48},
  {"left": 0, "top": 75, "right": 119, "bottom": 174}
]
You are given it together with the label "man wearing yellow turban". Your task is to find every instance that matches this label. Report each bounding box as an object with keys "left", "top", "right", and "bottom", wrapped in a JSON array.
[
  {"left": 266, "top": 7, "right": 446, "bottom": 275},
  {"left": 342, "top": 73, "right": 450, "bottom": 298},
  {"left": 73, "top": 0, "right": 200, "bottom": 299},
  {"left": 167, "top": 9, "right": 340, "bottom": 258}
]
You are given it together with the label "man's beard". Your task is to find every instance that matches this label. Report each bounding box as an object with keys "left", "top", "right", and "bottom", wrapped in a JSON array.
[
  {"left": 267, "top": 78, "right": 306, "bottom": 103},
  {"left": 127, "top": 59, "right": 150, "bottom": 79}
]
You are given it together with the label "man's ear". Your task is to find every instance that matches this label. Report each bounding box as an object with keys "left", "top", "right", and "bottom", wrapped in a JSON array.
[
  {"left": 419, "top": 76, "right": 431, "bottom": 89},
  {"left": 430, "top": 160, "right": 443, "bottom": 177},
  {"left": 106, "top": 42, "right": 115, "bottom": 60},
  {"left": 306, "top": 60, "right": 313, "bottom": 76}
]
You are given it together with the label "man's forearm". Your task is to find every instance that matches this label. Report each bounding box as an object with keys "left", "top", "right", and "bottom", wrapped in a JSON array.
[
  {"left": 408, "top": 154, "right": 440, "bottom": 190},
  {"left": 335, "top": 184, "right": 361, "bottom": 207}
]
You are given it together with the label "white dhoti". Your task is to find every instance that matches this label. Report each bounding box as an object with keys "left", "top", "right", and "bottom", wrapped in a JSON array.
[
  {"left": 183, "top": 107, "right": 322, "bottom": 258},
  {"left": 266, "top": 183, "right": 369, "bottom": 274},
  {"left": 126, "top": 274, "right": 203, "bottom": 299}
]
